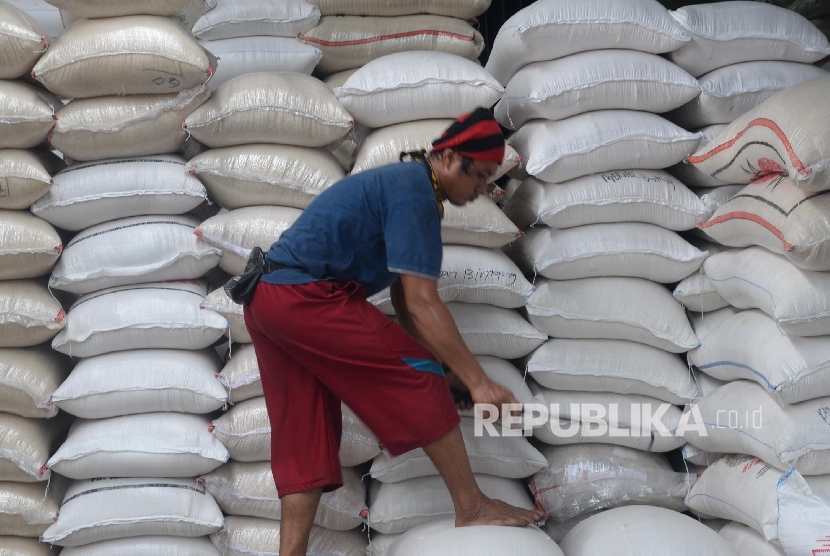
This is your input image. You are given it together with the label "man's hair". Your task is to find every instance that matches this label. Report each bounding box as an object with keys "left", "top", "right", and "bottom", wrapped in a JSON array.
[{"left": 430, "top": 149, "right": 476, "bottom": 174}]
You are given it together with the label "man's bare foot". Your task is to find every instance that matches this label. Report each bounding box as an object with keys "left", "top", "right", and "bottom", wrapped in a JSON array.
[{"left": 455, "top": 497, "right": 545, "bottom": 528}]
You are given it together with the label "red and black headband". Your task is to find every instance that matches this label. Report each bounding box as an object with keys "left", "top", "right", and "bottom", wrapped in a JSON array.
[{"left": 431, "top": 107, "right": 505, "bottom": 165}]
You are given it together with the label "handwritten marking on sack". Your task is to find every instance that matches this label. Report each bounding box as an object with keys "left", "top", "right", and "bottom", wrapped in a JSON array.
[
  {"left": 0, "top": 178, "right": 8, "bottom": 198},
  {"left": 440, "top": 268, "right": 518, "bottom": 286},
  {"left": 143, "top": 68, "right": 184, "bottom": 89},
  {"left": 818, "top": 406, "right": 830, "bottom": 426},
  {"left": 600, "top": 171, "right": 677, "bottom": 189}
]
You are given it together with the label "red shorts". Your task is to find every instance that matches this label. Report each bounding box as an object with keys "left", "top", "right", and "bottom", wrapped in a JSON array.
[{"left": 243, "top": 280, "right": 460, "bottom": 497}]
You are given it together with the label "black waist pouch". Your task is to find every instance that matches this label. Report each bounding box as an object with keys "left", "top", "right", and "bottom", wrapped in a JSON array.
[{"left": 225, "top": 247, "right": 266, "bottom": 305}]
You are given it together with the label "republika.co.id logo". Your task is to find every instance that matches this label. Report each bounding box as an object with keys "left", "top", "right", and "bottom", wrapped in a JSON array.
[{"left": 473, "top": 402, "right": 763, "bottom": 438}]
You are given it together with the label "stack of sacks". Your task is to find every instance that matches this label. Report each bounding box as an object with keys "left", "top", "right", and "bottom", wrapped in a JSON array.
[
  {"left": 530, "top": 444, "right": 695, "bottom": 543},
  {"left": 0, "top": 5, "right": 69, "bottom": 555},
  {"left": 664, "top": 2, "right": 830, "bottom": 131},
  {"left": 304, "top": 0, "right": 490, "bottom": 172},
  {"left": 14, "top": 2, "right": 230, "bottom": 552},
  {"left": 6, "top": 0, "right": 64, "bottom": 39},
  {"left": 677, "top": 80, "right": 830, "bottom": 552},
  {"left": 203, "top": 355, "right": 375, "bottom": 556},
  {"left": 191, "top": 0, "right": 323, "bottom": 90},
  {"left": 299, "top": 0, "right": 487, "bottom": 78},
  {"left": 49, "top": 0, "right": 215, "bottom": 35},
  {"left": 182, "top": 72, "right": 370, "bottom": 555},
  {"left": 685, "top": 454, "right": 827, "bottom": 556}
]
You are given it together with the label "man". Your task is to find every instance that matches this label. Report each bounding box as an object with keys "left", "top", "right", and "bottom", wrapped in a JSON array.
[{"left": 244, "top": 107, "right": 543, "bottom": 555}]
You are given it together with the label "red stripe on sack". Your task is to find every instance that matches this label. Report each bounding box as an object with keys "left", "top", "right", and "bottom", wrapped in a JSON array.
[
  {"left": 687, "top": 118, "right": 809, "bottom": 175},
  {"left": 299, "top": 29, "right": 474, "bottom": 47},
  {"left": 55, "top": 309, "right": 65, "bottom": 323},
  {"left": 699, "top": 211, "right": 795, "bottom": 251}
]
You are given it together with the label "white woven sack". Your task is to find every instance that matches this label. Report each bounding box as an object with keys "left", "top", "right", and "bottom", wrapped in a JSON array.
[
  {"left": 673, "top": 272, "right": 730, "bottom": 313},
  {"left": 201, "top": 287, "right": 248, "bottom": 342},
  {"left": 210, "top": 396, "right": 382, "bottom": 466},
  {"left": 0, "top": 81, "right": 59, "bottom": 149},
  {"left": 298, "top": 15, "right": 483, "bottom": 75},
  {"left": 200, "top": 37, "right": 321, "bottom": 90},
  {"left": 505, "top": 222, "right": 706, "bottom": 283},
  {"left": 529, "top": 386, "right": 685, "bottom": 452},
  {"left": 495, "top": 50, "right": 700, "bottom": 129},
  {"left": 700, "top": 178, "right": 830, "bottom": 271},
  {"left": 31, "top": 154, "right": 206, "bottom": 231},
  {"left": 60, "top": 536, "right": 221, "bottom": 556},
  {"left": 184, "top": 72, "right": 352, "bottom": 148},
  {"left": 187, "top": 144, "right": 343, "bottom": 210},
  {"left": 0, "top": 535, "right": 59, "bottom": 556},
  {"left": 366, "top": 533, "right": 401, "bottom": 556},
  {"left": 51, "top": 281, "right": 228, "bottom": 357},
  {"left": 686, "top": 381, "right": 830, "bottom": 474},
  {"left": 668, "top": 62, "right": 827, "bottom": 129},
  {"left": 196, "top": 206, "right": 302, "bottom": 275},
  {"left": 668, "top": 2, "right": 830, "bottom": 77},
  {"left": 526, "top": 277, "right": 699, "bottom": 353},
  {"left": 447, "top": 302, "right": 547, "bottom": 359},
  {"left": 0, "top": 412, "right": 69, "bottom": 482},
  {"left": 41, "top": 477, "right": 224, "bottom": 547},
  {"left": 50, "top": 85, "right": 210, "bottom": 161},
  {"left": 503, "top": 171, "right": 708, "bottom": 232},
  {"left": 368, "top": 245, "right": 534, "bottom": 315},
  {"left": 50, "top": 348, "right": 225, "bottom": 418},
  {"left": 689, "top": 310, "right": 830, "bottom": 404},
  {"left": 667, "top": 124, "right": 730, "bottom": 188},
  {"left": 351, "top": 119, "right": 451, "bottom": 174},
  {"left": 510, "top": 111, "right": 701, "bottom": 184},
  {"left": 441, "top": 196, "right": 519, "bottom": 248},
  {"left": 560, "top": 506, "right": 740, "bottom": 555},
  {"left": 32, "top": 16, "right": 216, "bottom": 98},
  {"left": 718, "top": 522, "right": 786, "bottom": 556},
  {"left": 211, "top": 516, "right": 367, "bottom": 556},
  {"left": 704, "top": 247, "right": 830, "bottom": 336},
  {"left": 688, "top": 76, "right": 830, "bottom": 191},
  {"left": 370, "top": 416, "right": 547, "bottom": 483},
  {"left": 0, "top": 2, "right": 48, "bottom": 79},
  {"left": 689, "top": 306, "right": 740, "bottom": 342},
  {"left": 686, "top": 455, "right": 830, "bottom": 544},
  {"left": 368, "top": 474, "right": 533, "bottom": 535},
  {"left": 696, "top": 185, "right": 744, "bottom": 226},
  {"left": 5, "top": 0, "right": 62, "bottom": 41},
  {"left": 200, "top": 462, "right": 366, "bottom": 530},
  {"left": 50, "top": 215, "right": 220, "bottom": 295},
  {"left": 334, "top": 51, "right": 503, "bottom": 129},
  {"left": 308, "top": 0, "right": 489, "bottom": 18},
  {"left": 532, "top": 444, "right": 691, "bottom": 521},
  {"left": 484, "top": 0, "right": 691, "bottom": 86},
  {"left": 192, "top": 0, "right": 319, "bottom": 40},
  {"left": 352, "top": 120, "right": 519, "bottom": 180},
  {"left": 387, "top": 518, "right": 562, "bottom": 556},
  {"left": 527, "top": 338, "right": 703, "bottom": 405},
  {"left": 0, "top": 280, "right": 64, "bottom": 348},
  {"left": 217, "top": 343, "right": 262, "bottom": 403},
  {"left": 46, "top": 412, "right": 229, "bottom": 479},
  {"left": 0, "top": 209, "right": 60, "bottom": 280},
  {"left": 46, "top": 0, "right": 194, "bottom": 18},
  {"left": 0, "top": 477, "right": 66, "bottom": 537},
  {"left": 0, "top": 347, "right": 69, "bottom": 418},
  {"left": 0, "top": 149, "right": 63, "bottom": 210}
]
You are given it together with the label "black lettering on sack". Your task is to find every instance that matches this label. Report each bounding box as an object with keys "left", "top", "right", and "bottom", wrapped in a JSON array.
[
  {"left": 461, "top": 268, "right": 517, "bottom": 286},
  {"left": 0, "top": 178, "right": 8, "bottom": 198},
  {"left": 818, "top": 406, "right": 830, "bottom": 426},
  {"left": 439, "top": 270, "right": 457, "bottom": 280}
]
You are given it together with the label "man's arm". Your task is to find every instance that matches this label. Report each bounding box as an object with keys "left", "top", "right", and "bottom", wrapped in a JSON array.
[{"left": 397, "top": 273, "right": 518, "bottom": 409}]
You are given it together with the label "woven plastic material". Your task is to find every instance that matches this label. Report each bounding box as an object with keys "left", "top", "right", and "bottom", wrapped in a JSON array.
[{"left": 0, "top": 149, "right": 63, "bottom": 210}]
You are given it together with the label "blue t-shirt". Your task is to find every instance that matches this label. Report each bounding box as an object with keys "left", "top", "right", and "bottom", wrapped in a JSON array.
[{"left": 261, "top": 161, "right": 443, "bottom": 297}]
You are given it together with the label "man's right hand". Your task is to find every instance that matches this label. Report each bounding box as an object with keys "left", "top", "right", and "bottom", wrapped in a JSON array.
[{"left": 469, "top": 378, "right": 520, "bottom": 418}]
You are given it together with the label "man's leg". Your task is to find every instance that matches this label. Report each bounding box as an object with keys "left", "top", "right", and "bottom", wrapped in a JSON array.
[
  {"left": 279, "top": 488, "right": 323, "bottom": 556},
  {"left": 423, "top": 427, "right": 543, "bottom": 527},
  {"left": 246, "top": 280, "right": 542, "bottom": 528}
]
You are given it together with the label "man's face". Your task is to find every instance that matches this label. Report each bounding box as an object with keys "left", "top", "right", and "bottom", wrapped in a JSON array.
[{"left": 438, "top": 151, "right": 499, "bottom": 207}]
